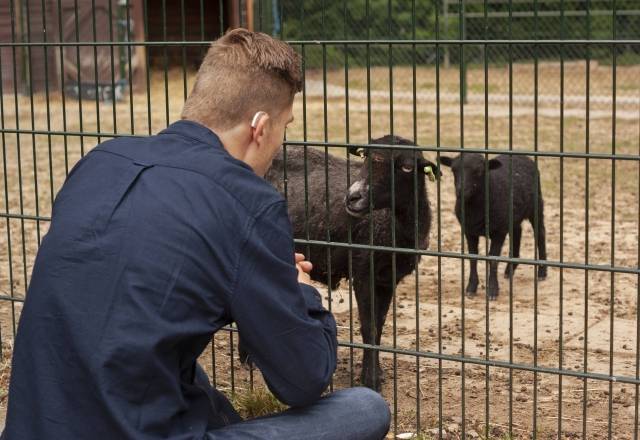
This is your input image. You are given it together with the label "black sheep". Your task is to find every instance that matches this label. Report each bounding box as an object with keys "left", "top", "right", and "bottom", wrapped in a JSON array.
[
  {"left": 439, "top": 153, "right": 547, "bottom": 300},
  {"left": 262, "top": 135, "right": 439, "bottom": 391}
]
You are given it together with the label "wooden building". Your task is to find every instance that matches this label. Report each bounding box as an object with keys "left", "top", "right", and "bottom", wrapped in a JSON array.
[{"left": 0, "top": 0, "right": 248, "bottom": 95}]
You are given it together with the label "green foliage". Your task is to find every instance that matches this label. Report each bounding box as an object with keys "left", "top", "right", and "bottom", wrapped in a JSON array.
[{"left": 252, "top": 0, "right": 640, "bottom": 68}]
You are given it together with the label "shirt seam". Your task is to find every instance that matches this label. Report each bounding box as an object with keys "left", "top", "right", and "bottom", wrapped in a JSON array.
[{"left": 91, "top": 148, "right": 282, "bottom": 216}]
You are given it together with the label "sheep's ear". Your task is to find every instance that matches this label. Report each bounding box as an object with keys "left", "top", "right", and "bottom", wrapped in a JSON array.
[
  {"left": 422, "top": 160, "right": 442, "bottom": 182},
  {"left": 438, "top": 156, "right": 453, "bottom": 167},
  {"left": 348, "top": 146, "right": 366, "bottom": 158},
  {"left": 488, "top": 158, "right": 502, "bottom": 170}
]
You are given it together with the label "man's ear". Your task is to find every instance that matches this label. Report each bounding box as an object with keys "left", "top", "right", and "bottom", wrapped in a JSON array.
[{"left": 251, "top": 112, "right": 270, "bottom": 146}]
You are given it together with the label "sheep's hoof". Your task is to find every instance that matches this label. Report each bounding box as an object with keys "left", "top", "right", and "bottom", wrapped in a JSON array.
[
  {"left": 465, "top": 290, "right": 477, "bottom": 299},
  {"left": 504, "top": 264, "right": 518, "bottom": 279},
  {"left": 488, "top": 291, "right": 499, "bottom": 301},
  {"left": 537, "top": 268, "right": 548, "bottom": 280},
  {"left": 361, "top": 371, "right": 384, "bottom": 392},
  {"left": 361, "top": 379, "right": 382, "bottom": 392}
]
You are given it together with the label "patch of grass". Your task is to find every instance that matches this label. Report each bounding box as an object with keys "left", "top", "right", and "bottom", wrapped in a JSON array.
[
  {"left": 230, "top": 387, "right": 288, "bottom": 419},
  {"left": 0, "top": 344, "right": 13, "bottom": 410}
]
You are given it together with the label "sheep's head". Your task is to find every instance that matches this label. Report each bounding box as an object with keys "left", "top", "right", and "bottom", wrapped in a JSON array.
[
  {"left": 344, "top": 135, "right": 440, "bottom": 218},
  {"left": 439, "top": 153, "right": 502, "bottom": 201}
]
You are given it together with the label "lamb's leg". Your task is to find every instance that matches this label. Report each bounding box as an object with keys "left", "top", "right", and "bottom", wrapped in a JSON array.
[
  {"left": 465, "top": 234, "right": 480, "bottom": 297},
  {"left": 504, "top": 225, "right": 522, "bottom": 279},
  {"left": 534, "top": 216, "right": 547, "bottom": 280},
  {"left": 487, "top": 233, "right": 506, "bottom": 300}
]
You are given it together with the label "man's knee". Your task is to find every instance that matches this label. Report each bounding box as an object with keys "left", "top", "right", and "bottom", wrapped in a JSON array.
[{"left": 338, "top": 387, "right": 391, "bottom": 437}]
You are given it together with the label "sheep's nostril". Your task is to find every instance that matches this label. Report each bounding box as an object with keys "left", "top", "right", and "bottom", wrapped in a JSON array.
[{"left": 347, "top": 191, "right": 362, "bottom": 204}]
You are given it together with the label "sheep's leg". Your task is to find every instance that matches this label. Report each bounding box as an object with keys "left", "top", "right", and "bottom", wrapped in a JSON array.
[
  {"left": 465, "top": 234, "right": 480, "bottom": 296},
  {"left": 504, "top": 225, "right": 522, "bottom": 279},
  {"left": 487, "top": 233, "right": 506, "bottom": 300},
  {"left": 371, "top": 284, "right": 394, "bottom": 385},
  {"left": 354, "top": 279, "right": 378, "bottom": 391},
  {"left": 534, "top": 219, "right": 548, "bottom": 280}
]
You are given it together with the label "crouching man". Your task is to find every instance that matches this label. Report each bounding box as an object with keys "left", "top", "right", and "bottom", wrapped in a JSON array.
[{"left": 2, "top": 29, "right": 390, "bottom": 440}]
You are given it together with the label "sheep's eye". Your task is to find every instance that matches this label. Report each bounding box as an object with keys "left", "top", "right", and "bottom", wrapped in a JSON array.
[{"left": 400, "top": 164, "right": 413, "bottom": 173}]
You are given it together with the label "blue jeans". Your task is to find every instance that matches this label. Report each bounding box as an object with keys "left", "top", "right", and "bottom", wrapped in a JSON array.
[{"left": 206, "top": 387, "right": 391, "bottom": 440}]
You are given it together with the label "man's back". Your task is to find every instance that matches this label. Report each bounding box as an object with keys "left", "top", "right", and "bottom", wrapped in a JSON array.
[{"left": 2, "top": 120, "right": 337, "bottom": 439}]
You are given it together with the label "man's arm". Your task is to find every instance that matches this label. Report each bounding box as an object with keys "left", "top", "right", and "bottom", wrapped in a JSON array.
[{"left": 229, "top": 201, "right": 337, "bottom": 407}]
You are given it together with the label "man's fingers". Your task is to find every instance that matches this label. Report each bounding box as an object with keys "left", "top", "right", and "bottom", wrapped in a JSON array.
[
  {"left": 295, "top": 253, "right": 306, "bottom": 263},
  {"left": 297, "top": 261, "right": 313, "bottom": 273}
]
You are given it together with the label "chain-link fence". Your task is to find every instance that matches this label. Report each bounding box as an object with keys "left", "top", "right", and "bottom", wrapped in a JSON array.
[{"left": 1, "top": 1, "right": 639, "bottom": 438}]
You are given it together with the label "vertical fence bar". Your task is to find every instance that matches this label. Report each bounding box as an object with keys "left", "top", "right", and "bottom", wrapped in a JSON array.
[
  {"left": 406, "top": 0, "right": 416, "bottom": 436},
  {"left": 482, "top": 0, "right": 490, "bottom": 437},
  {"left": 9, "top": 0, "right": 28, "bottom": 326},
  {"left": 386, "top": 1, "right": 399, "bottom": 431},
  {"left": 532, "top": 0, "right": 540, "bottom": 438},
  {"left": 364, "top": 0, "right": 378, "bottom": 400},
  {"left": 91, "top": 0, "right": 102, "bottom": 142},
  {"left": 583, "top": 3, "right": 592, "bottom": 439},
  {"left": 458, "top": 1, "right": 467, "bottom": 438},
  {"left": 636, "top": 72, "right": 640, "bottom": 440},
  {"left": 342, "top": 0, "right": 355, "bottom": 390},
  {"left": 162, "top": 0, "right": 169, "bottom": 127},
  {"left": 608, "top": 3, "right": 617, "bottom": 439},
  {"left": 300, "top": 3, "right": 311, "bottom": 301},
  {"left": 507, "top": 0, "right": 514, "bottom": 436},
  {"left": 320, "top": 0, "right": 334, "bottom": 392},
  {"left": 24, "top": 0, "right": 42, "bottom": 246},
  {"left": 40, "top": 0, "right": 54, "bottom": 206},
  {"left": 73, "top": 0, "right": 86, "bottom": 153},
  {"left": 108, "top": 0, "right": 117, "bottom": 133},
  {"left": 434, "top": 2, "right": 443, "bottom": 437},
  {"left": 125, "top": 0, "right": 135, "bottom": 135},
  {"left": 0, "top": 32, "right": 16, "bottom": 341},
  {"left": 181, "top": 0, "right": 187, "bottom": 102},
  {"left": 142, "top": 0, "right": 151, "bottom": 135},
  {"left": 56, "top": 0, "right": 70, "bottom": 174},
  {"left": 558, "top": 1, "right": 566, "bottom": 438}
]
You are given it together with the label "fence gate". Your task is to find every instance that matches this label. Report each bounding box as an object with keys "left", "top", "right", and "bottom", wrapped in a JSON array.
[{"left": 1, "top": 1, "right": 639, "bottom": 439}]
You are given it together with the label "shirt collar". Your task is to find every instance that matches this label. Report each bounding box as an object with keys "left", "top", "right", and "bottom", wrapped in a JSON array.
[
  {"left": 160, "top": 119, "right": 255, "bottom": 172},
  {"left": 160, "top": 120, "right": 224, "bottom": 149}
]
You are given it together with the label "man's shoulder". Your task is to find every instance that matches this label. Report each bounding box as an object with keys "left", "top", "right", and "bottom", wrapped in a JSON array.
[{"left": 89, "top": 130, "right": 284, "bottom": 220}]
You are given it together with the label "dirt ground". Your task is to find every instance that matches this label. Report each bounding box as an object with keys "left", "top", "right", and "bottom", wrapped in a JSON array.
[{"left": 1, "top": 62, "right": 639, "bottom": 438}]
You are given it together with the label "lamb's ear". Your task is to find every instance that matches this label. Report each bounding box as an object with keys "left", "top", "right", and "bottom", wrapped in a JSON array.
[
  {"left": 421, "top": 159, "right": 442, "bottom": 182},
  {"left": 438, "top": 156, "right": 453, "bottom": 167},
  {"left": 488, "top": 158, "right": 502, "bottom": 170}
]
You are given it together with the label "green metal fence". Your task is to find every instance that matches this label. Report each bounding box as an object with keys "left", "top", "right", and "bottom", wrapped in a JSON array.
[{"left": 1, "top": 0, "right": 639, "bottom": 438}]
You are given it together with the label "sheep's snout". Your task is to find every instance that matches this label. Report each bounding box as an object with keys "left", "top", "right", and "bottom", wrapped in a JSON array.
[{"left": 345, "top": 179, "right": 370, "bottom": 218}]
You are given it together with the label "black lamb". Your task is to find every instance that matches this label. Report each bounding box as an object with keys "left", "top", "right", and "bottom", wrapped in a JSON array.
[
  {"left": 439, "top": 153, "right": 547, "bottom": 300},
  {"left": 262, "top": 135, "right": 439, "bottom": 391}
]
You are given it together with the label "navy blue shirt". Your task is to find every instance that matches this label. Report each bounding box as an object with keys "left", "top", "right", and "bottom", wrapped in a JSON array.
[{"left": 2, "top": 120, "right": 338, "bottom": 439}]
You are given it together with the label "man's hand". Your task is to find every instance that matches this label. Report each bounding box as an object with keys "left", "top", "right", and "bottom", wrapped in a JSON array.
[{"left": 295, "top": 253, "right": 313, "bottom": 285}]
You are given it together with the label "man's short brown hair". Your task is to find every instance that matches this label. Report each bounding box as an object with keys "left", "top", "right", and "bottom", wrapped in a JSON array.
[{"left": 181, "top": 28, "right": 302, "bottom": 131}]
